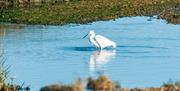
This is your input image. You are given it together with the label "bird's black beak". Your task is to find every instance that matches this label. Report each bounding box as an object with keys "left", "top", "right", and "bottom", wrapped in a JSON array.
[{"left": 82, "top": 33, "right": 88, "bottom": 39}]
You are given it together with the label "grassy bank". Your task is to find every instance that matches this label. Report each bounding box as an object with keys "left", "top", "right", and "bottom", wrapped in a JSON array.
[{"left": 0, "top": 0, "right": 179, "bottom": 25}]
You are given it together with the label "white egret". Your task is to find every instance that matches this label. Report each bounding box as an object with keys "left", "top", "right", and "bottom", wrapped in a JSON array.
[{"left": 83, "top": 30, "right": 116, "bottom": 50}]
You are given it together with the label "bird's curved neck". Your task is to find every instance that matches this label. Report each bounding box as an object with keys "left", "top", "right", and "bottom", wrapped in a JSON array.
[
  {"left": 89, "top": 34, "right": 95, "bottom": 43},
  {"left": 89, "top": 33, "right": 96, "bottom": 41},
  {"left": 90, "top": 34, "right": 95, "bottom": 39},
  {"left": 89, "top": 34, "right": 99, "bottom": 47}
]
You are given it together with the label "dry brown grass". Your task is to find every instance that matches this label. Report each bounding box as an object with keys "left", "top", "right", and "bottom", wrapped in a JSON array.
[
  {"left": 87, "top": 75, "right": 115, "bottom": 91},
  {"left": 40, "top": 78, "right": 83, "bottom": 91},
  {"left": 40, "top": 75, "right": 180, "bottom": 91}
]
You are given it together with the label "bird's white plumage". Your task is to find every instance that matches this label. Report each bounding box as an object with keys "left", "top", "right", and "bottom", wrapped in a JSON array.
[
  {"left": 83, "top": 30, "right": 116, "bottom": 49},
  {"left": 95, "top": 35, "right": 114, "bottom": 49}
]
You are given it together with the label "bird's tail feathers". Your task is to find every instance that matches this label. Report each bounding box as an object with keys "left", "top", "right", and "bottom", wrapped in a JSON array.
[{"left": 111, "top": 41, "right": 116, "bottom": 48}]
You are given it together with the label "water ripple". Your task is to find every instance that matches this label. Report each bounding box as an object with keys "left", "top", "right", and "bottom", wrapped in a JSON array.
[{"left": 117, "top": 45, "right": 168, "bottom": 49}]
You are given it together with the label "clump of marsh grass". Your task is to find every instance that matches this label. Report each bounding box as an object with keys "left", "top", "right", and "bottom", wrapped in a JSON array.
[
  {"left": 0, "top": 51, "right": 30, "bottom": 91},
  {"left": 40, "top": 78, "right": 83, "bottom": 91},
  {"left": 0, "top": 53, "right": 11, "bottom": 91},
  {"left": 40, "top": 75, "right": 180, "bottom": 91},
  {"left": 0, "top": 54, "right": 9, "bottom": 84},
  {"left": 0, "top": 53, "right": 19, "bottom": 91},
  {"left": 162, "top": 80, "right": 180, "bottom": 87},
  {"left": 87, "top": 74, "right": 120, "bottom": 91},
  {"left": 162, "top": 80, "right": 180, "bottom": 91}
]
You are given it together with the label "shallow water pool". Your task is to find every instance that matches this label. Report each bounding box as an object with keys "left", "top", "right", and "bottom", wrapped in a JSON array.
[{"left": 0, "top": 16, "right": 180, "bottom": 90}]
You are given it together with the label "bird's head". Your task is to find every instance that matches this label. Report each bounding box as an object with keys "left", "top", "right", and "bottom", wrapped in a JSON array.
[
  {"left": 88, "top": 30, "right": 95, "bottom": 36},
  {"left": 82, "top": 30, "right": 95, "bottom": 39}
]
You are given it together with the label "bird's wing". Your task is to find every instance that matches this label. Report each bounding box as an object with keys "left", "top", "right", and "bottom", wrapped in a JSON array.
[{"left": 95, "top": 35, "right": 113, "bottom": 48}]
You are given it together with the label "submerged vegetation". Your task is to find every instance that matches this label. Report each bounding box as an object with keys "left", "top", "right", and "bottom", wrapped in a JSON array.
[{"left": 0, "top": 0, "right": 179, "bottom": 25}]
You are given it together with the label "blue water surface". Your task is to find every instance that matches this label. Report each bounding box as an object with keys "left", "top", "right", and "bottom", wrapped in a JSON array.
[{"left": 0, "top": 16, "right": 180, "bottom": 90}]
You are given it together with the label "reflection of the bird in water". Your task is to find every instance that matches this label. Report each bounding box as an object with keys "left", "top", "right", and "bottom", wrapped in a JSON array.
[{"left": 88, "top": 50, "right": 116, "bottom": 72}]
